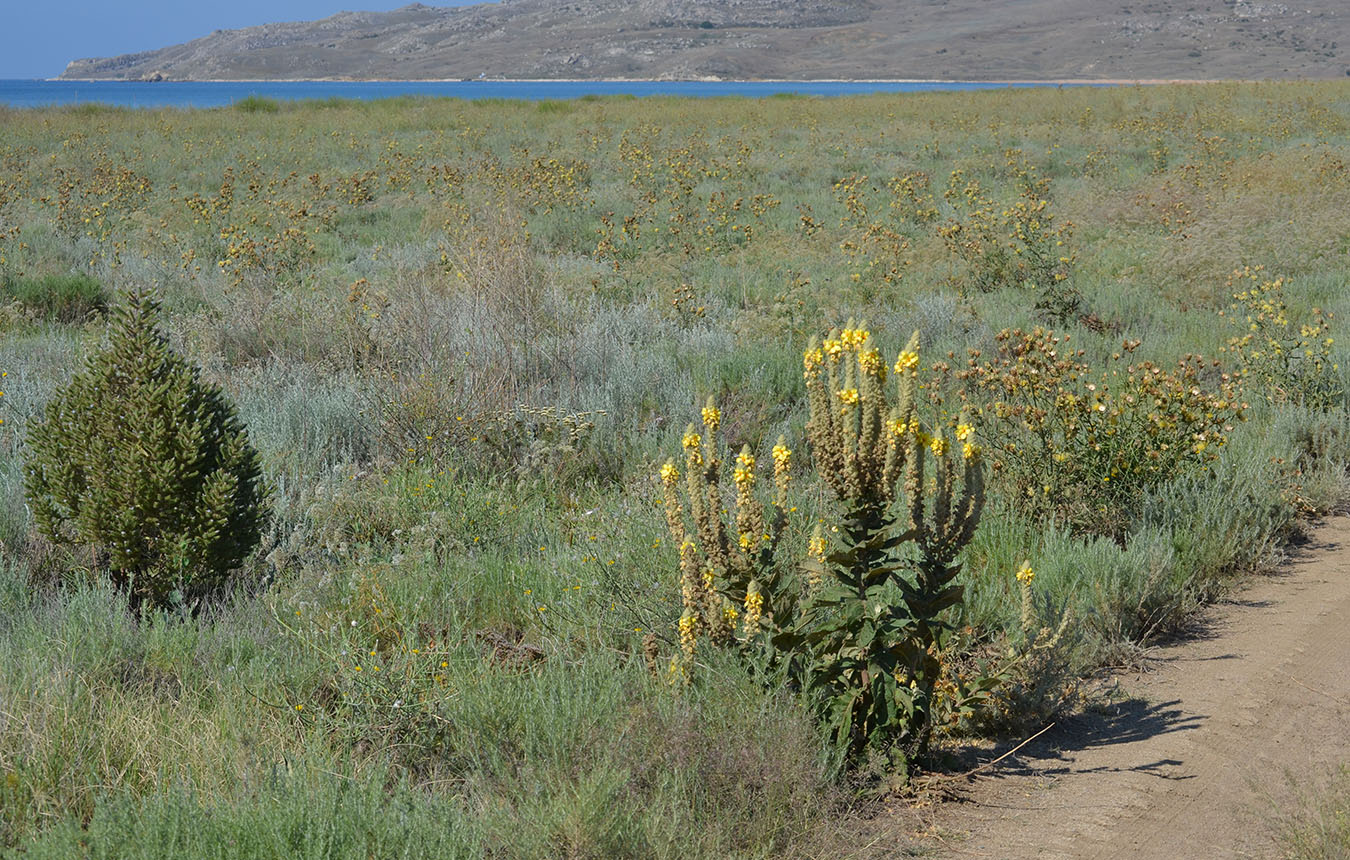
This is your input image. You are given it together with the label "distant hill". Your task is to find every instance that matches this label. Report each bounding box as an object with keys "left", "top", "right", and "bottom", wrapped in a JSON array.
[{"left": 60, "top": 0, "right": 1350, "bottom": 82}]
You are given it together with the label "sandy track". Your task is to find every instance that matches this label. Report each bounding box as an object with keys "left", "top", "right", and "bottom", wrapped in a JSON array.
[{"left": 931, "top": 513, "right": 1350, "bottom": 859}]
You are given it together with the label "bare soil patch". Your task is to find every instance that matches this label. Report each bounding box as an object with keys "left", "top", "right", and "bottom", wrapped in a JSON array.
[{"left": 923, "top": 513, "right": 1350, "bottom": 859}]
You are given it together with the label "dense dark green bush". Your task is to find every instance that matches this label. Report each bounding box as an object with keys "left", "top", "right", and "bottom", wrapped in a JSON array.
[
  {"left": 232, "top": 95, "right": 281, "bottom": 113},
  {"left": 2, "top": 272, "right": 107, "bottom": 322},
  {"left": 23, "top": 290, "right": 268, "bottom": 606}
]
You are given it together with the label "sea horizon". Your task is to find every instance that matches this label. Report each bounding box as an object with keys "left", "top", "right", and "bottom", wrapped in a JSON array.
[{"left": 0, "top": 77, "right": 1129, "bottom": 109}]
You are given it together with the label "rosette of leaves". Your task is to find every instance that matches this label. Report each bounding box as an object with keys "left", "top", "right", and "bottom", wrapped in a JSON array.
[{"left": 24, "top": 290, "right": 268, "bottom": 607}]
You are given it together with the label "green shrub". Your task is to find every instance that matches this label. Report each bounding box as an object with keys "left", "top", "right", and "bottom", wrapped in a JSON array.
[
  {"left": 232, "top": 95, "right": 281, "bottom": 113},
  {"left": 2, "top": 272, "right": 107, "bottom": 323},
  {"left": 23, "top": 290, "right": 268, "bottom": 607}
]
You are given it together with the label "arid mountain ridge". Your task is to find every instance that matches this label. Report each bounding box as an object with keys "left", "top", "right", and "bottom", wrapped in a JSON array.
[{"left": 61, "top": 0, "right": 1350, "bottom": 82}]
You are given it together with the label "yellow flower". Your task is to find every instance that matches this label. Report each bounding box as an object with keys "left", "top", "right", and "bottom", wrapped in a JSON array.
[
  {"left": 678, "top": 610, "right": 699, "bottom": 656},
  {"left": 836, "top": 388, "right": 860, "bottom": 406},
  {"left": 681, "top": 430, "right": 701, "bottom": 451},
  {"left": 659, "top": 461, "right": 679, "bottom": 486},
  {"left": 840, "top": 327, "right": 870, "bottom": 349},
  {"left": 858, "top": 347, "right": 885, "bottom": 377},
  {"left": 1016, "top": 561, "right": 1035, "bottom": 585},
  {"left": 955, "top": 423, "right": 974, "bottom": 441},
  {"left": 894, "top": 350, "right": 919, "bottom": 374},
  {"left": 823, "top": 338, "right": 843, "bottom": 359},
  {"left": 667, "top": 656, "right": 689, "bottom": 685},
  {"left": 930, "top": 435, "right": 947, "bottom": 457},
  {"left": 742, "top": 583, "right": 765, "bottom": 635},
  {"left": 732, "top": 449, "right": 756, "bottom": 488},
  {"left": 962, "top": 441, "right": 979, "bottom": 460},
  {"left": 802, "top": 347, "right": 824, "bottom": 377},
  {"left": 808, "top": 532, "right": 827, "bottom": 562},
  {"left": 771, "top": 440, "right": 791, "bottom": 472},
  {"left": 701, "top": 403, "right": 720, "bottom": 430}
]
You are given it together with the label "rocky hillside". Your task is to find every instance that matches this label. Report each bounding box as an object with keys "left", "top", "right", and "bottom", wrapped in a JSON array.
[{"left": 60, "top": 0, "right": 1350, "bottom": 81}]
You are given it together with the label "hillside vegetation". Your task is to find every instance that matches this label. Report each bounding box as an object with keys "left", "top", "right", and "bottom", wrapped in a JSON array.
[
  {"left": 59, "top": 0, "right": 1350, "bottom": 82},
  {"left": 0, "top": 83, "right": 1349, "bottom": 857}
]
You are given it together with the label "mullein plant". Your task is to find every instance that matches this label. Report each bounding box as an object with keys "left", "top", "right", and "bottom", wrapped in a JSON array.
[
  {"left": 658, "top": 396, "right": 797, "bottom": 683},
  {"left": 658, "top": 322, "right": 998, "bottom": 771},
  {"left": 796, "top": 324, "right": 991, "bottom": 768}
]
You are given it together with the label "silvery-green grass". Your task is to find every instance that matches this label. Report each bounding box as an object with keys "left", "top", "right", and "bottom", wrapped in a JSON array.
[{"left": 1, "top": 83, "right": 1348, "bottom": 857}]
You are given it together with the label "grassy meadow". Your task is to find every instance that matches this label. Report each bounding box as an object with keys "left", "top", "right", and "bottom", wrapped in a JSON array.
[{"left": 1, "top": 82, "right": 1349, "bottom": 857}]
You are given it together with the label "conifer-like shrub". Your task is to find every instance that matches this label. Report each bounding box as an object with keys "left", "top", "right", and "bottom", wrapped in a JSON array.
[{"left": 23, "top": 290, "right": 267, "bottom": 606}]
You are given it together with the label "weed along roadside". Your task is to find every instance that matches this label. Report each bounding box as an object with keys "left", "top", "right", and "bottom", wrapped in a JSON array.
[{"left": 0, "top": 83, "right": 1348, "bottom": 858}]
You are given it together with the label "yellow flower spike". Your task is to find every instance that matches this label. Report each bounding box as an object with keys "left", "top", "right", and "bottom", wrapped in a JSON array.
[
  {"left": 1015, "top": 561, "right": 1035, "bottom": 585},
  {"left": 681, "top": 427, "right": 701, "bottom": 452},
  {"left": 808, "top": 525, "right": 827, "bottom": 563},
  {"left": 678, "top": 610, "right": 699, "bottom": 657},
  {"left": 894, "top": 350, "right": 919, "bottom": 375},
  {"left": 930, "top": 435, "right": 947, "bottom": 457},
  {"left": 836, "top": 388, "right": 860, "bottom": 406},
  {"left": 701, "top": 396, "right": 720, "bottom": 431},
  {"left": 955, "top": 423, "right": 974, "bottom": 441},
  {"left": 735, "top": 446, "right": 756, "bottom": 473},
  {"left": 771, "top": 438, "right": 791, "bottom": 473},
  {"left": 858, "top": 347, "right": 885, "bottom": 377},
  {"left": 803, "top": 345, "right": 825, "bottom": 379},
  {"left": 742, "top": 581, "right": 764, "bottom": 636},
  {"left": 823, "top": 338, "right": 843, "bottom": 359},
  {"left": 659, "top": 460, "right": 679, "bottom": 486},
  {"left": 962, "top": 441, "right": 980, "bottom": 460},
  {"left": 733, "top": 446, "right": 756, "bottom": 487}
]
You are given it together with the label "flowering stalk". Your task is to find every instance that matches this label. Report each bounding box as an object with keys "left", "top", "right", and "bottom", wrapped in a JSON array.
[{"left": 654, "top": 395, "right": 798, "bottom": 677}]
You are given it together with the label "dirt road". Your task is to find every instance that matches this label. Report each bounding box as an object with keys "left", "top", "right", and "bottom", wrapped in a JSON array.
[{"left": 931, "top": 513, "right": 1350, "bottom": 859}]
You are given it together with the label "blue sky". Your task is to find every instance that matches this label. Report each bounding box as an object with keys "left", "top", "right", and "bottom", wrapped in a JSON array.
[{"left": 2, "top": 1, "right": 482, "bottom": 79}]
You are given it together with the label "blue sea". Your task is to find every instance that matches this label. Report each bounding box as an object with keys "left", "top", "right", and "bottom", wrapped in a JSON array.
[{"left": 0, "top": 78, "right": 1094, "bottom": 109}]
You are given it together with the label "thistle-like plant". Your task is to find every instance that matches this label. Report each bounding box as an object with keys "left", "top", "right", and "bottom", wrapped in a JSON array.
[
  {"left": 23, "top": 290, "right": 268, "bottom": 607},
  {"left": 1221, "top": 266, "right": 1342, "bottom": 411}
]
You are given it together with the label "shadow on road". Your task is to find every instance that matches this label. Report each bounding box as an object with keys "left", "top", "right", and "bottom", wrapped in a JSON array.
[{"left": 950, "top": 697, "right": 1205, "bottom": 785}]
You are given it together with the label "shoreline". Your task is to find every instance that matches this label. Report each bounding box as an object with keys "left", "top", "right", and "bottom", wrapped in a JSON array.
[{"left": 41, "top": 76, "right": 1237, "bottom": 86}]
